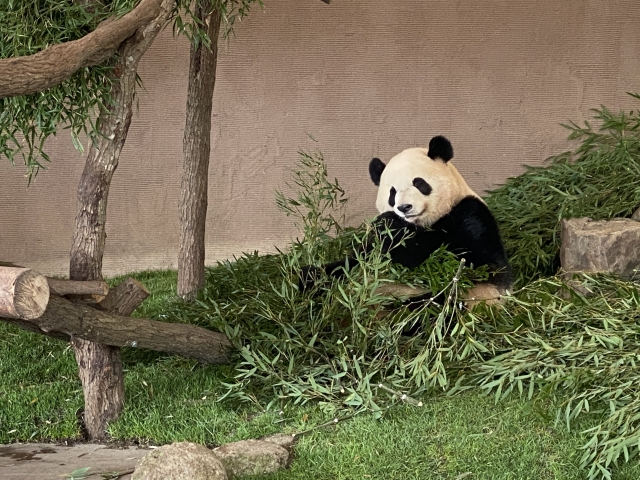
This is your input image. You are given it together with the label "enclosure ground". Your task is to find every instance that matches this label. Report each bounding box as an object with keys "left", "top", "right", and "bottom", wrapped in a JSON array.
[
  {"left": 0, "top": 443, "right": 146, "bottom": 479},
  {"left": 1, "top": 270, "right": 640, "bottom": 479}
]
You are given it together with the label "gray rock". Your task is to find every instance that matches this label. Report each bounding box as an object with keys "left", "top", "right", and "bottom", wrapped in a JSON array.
[
  {"left": 560, "top": 218, "right": 640, "bottom": 279},
  {"left": 213, "top": 439, "right": 289, "bottom": 479},
  {"left": 260, "top": 433, "right": 298, "bottom": 450},
  {"left": 632, "top": 207, "right": 640, "bottom": 222},
  {"left": 133, "top": 442, "right": 227, "bottom": 480}
]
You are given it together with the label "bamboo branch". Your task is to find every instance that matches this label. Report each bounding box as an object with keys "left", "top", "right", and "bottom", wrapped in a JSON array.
[{"left": 377, "top": 383, "right": 423, "bottom": 407}]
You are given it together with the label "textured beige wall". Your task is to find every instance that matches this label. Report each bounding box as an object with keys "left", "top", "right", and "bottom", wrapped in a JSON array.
[{"left": 2, "top": 0, "right": 640, "bottom": 277}]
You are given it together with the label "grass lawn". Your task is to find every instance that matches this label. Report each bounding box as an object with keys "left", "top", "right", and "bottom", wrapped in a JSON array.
[{"left": 1, "top": 269, "right": 639, "bottom": 479}]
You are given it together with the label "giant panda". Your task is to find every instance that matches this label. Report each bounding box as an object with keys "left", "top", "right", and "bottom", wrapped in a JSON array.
[{"left": 299, "top": 135, "right": 512, "bottom": 308}]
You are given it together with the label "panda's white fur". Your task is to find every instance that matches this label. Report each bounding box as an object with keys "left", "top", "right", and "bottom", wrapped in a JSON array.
[{"left": 375, "top": 147, "right": 480, "bottom": 228}]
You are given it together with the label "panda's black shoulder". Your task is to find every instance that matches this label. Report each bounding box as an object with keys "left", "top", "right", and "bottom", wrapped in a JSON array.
[
  {"left": 434, "top": 196, "right": 501, "bottom": 240},
  {"left": 452, "top": 195, "right": 494, "bottom": 219}
]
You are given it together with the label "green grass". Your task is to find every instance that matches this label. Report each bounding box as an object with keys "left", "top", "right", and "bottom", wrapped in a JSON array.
[
  {"left": 253, "top": 398, "right": 640, "bottom": 480},
  {"left": 0, "top": 323, "right": 82, "bottom": 441},
  {"left": 1, "top": 269, "right": 639, "bottom": 479}
]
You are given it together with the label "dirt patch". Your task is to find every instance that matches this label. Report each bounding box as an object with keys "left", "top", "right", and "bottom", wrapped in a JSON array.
[{"left": 0, "top": 442, "right": 148, "bottom": 479}]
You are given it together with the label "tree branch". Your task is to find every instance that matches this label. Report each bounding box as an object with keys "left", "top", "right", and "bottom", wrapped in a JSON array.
[{"left": 0, "top": 0, "right": 171, "bottom": 99}]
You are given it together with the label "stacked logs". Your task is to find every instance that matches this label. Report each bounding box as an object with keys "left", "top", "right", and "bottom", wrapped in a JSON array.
[{"left": 0, "top": 266, "right": 231, "bottom": 364}]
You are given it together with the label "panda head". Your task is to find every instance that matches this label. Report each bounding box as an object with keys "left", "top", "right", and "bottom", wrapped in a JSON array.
[{"left": 369, "top": 136, "right": 477, "bottom": 228}]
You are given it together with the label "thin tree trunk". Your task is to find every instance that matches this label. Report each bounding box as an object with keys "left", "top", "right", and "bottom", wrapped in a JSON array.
[
  {"left": 69, "top": 0, "right": 175, "bottom": 440},
  {"left": 178, "top": 2, "right": 222, "bottom": 300}
]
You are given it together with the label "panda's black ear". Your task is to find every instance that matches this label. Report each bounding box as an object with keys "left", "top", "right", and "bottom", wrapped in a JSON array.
[
  {"left": 427, "top": 135, "right": 453, "bottom": 162},
  {"left": 369, "top": 157, "right": 386, "bottom": 186}
]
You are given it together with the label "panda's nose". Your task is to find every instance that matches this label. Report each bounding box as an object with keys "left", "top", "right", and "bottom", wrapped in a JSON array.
[{"left": 397, "top": 204, "right": 413, "bottom": 214}]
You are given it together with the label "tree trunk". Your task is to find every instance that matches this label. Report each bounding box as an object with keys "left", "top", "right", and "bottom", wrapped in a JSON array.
[
  {"left": 68, "top": 0, "right": 175, "bottom": 441},
  {"left": 178, "top": 3, "right": 222, "bottom": 300}
]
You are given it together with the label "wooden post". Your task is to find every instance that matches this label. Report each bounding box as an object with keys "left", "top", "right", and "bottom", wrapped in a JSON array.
[{"left": 0, "top": 267, "right": 50, "bottom": 320}]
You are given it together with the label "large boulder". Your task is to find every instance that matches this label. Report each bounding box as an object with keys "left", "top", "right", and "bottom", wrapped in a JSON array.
[
  {"left": 213, "top": 439, "right": 290, "bottom": 479},
  {"left": 560, "top": 217, "right": 640, "bottom": 278},
  {"left": 133, "top": 442, "right": 227, "bottom": 480}
]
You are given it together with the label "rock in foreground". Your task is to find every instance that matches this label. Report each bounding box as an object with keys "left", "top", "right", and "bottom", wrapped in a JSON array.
[
  {"left": 214, "top": 439, "right": 289, "bottom": 479},
  {"left": 133, "top": 442, "right": 227, "bottom": 480}
]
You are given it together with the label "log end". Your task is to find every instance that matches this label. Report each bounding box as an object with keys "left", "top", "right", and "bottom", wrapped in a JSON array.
[{"left": 14, "top": 269, "right": 50, "bottom": 319}]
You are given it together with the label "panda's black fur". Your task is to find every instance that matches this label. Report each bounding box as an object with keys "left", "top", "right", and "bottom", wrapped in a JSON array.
[{"left": 300, "top": 136, "right": 512, "bottom": 305}]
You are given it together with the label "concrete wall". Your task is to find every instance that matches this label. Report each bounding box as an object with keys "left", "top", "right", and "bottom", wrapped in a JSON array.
[{"left": 2, "top": 0, "right": 639, "bottom": 276}]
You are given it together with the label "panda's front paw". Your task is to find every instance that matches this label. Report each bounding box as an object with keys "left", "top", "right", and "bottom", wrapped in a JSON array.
[{"left": 298, "top": 265, "right": 323, "bottom": 293}]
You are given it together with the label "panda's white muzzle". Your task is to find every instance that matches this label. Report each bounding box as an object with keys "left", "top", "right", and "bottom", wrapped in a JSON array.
[{"left": 395, "top": 205, "right": 425, "bottom": 221}]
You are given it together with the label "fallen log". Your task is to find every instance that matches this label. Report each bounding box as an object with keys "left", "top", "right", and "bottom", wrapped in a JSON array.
[
  {"left": 1, "top": 295, "right": 232, "bottom": 364},
  {"left": 0, "top": 267, "right": 50, "bottom": 319}
]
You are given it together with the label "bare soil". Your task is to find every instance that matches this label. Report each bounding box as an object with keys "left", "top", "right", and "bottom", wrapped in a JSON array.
[{"left": 0, "top": 442, "right": 149, "bottom": 479}]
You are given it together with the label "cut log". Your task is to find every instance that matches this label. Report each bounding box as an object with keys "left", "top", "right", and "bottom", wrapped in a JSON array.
[
  {"left": 1, "top": 295, "right": 232, "bottom": 364},
  {"left": 96, "top": 277, "right": 149, "bottom": 316},
  {"left": 560, "top": 217, "right": 640, "bottom": 278},
  {"left": 0, "top": 267, "right": 50, "bottom": 320},
  {"left": 46, "top": 278, "right": 110, "bottom": 297}
]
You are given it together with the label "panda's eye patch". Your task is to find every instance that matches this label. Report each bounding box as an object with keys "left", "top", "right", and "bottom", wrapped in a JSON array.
[
  {"left": 413, "top": 177, "right": 432, "bottom": 195},
  {"left": 388, "top": 187, "right": 396, "bottom": 207}
]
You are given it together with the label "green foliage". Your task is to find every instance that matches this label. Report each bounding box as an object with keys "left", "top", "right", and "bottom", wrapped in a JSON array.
[
  {"left": 275, "top": 146, "right": 350, "bottom": 264},
  {"left": 0, "top": 0, "right": 138, "bottom": 177},
  {"left": 169, "top": 128, "right": 640, "bottom": 479},
  {"left": 0, "top": 0, "right": 263, "bottom": 179},
  {"left": 5, "top": 314, "right": 625, "bottom": 480},
  {"left": 454, "top": 275, "right": 640, "bottom": 479},
  {"left": 487, "top": 94, "right": 640, "bottom": 287},
  {"left": 174, "top": 0, "right": 264, "bottom": 47},
  {"left": 169, "top": 150, "right": 483, "bottom": 416}
]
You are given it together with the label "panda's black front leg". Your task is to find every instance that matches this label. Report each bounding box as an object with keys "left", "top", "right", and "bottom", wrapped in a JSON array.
[
  {"left": 298, "top": 257, "right": 359, "bottom": 293},
  {"left": 298, "top": 212, "right": 410, "bottom": 293}
]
